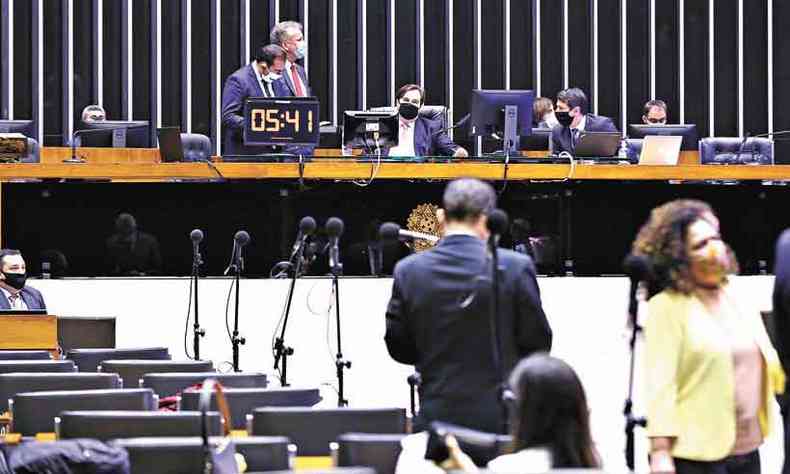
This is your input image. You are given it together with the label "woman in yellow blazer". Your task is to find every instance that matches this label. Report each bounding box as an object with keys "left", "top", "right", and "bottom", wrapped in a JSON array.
[{"left": 632, "top": 199, "right": 784, "bottom": 474}]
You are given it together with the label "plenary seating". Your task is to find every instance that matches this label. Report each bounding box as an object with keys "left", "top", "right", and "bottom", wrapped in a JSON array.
[
  {"left": 111, "top": 436, "right": 291, "bottom": 473},
  {"left": 10, "top": 388, "right": 156, "bottom": 436},
  {"left": 699, "top": 137, "right": 773, "bottom": 165},
  {"left": 66, "top": 347, "right": 170, "bottom": 372},
  {"left": 57, "top": 411, "right": 222, "bottom": 441},
  {"left": 250, "top": 407, "right": 407, "bottom": 456},
  {"left": 180, "top": 387, "right": 322, "bottom": 430},
  {"left": 0, "top": 351, "right": 51, "bottom": 361},
  {"left": 181, "top": 133, "right": 213, "bottom": 162},
  {"left": 141, "top": 372, "right": 268, "bottom": 398},
  {"left": 0, "top": 372, "right": 121, "bottom": 412},
  {"left": 335, "top": 433, "right": 406, "bottom": 474},
  {"left": 99, "top": 360, "right": 213, "bottom": 388},
  {"left": 0, "top": 360, "right": 75, "bottom": 375}
]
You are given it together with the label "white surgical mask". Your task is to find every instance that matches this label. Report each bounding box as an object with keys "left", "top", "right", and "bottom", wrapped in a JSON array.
[
  {"left": 295, "top": 41, "right": 307, "bottom": 60},
  {"left": 543, "top": 112, "right": 559, "bottom": 128},
  {"left": 265, "top": 72, "right": 282, "bottom": 82}
]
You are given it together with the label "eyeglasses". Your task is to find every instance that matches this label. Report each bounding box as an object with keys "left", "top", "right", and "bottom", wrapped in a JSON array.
[{"left": 399, "top": 98, "right": 421, "bottom": 106}]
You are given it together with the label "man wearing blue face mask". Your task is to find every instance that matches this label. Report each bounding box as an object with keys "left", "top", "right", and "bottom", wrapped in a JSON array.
[
  {"left": 271, "top": 21, "right": 310, "bottom": 97},
  {"left": 0, "top": 249, "right": 46, "bottom": 311},
  {"left": 550, "top": 87, "right": 618, "bottom": 155},
  {"left": 221, "top": 44, "right": 289, "bottom": 156}
]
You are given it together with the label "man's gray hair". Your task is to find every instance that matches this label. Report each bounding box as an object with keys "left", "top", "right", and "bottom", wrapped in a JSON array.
[
  {"left": 442, "top": 178, "right": 496, "bottom": 222},
  {"left": 270, "top": 21, "right": 303, "bottom": 45}
]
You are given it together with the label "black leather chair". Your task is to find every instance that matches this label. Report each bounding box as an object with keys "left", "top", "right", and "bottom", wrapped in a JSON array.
[
  {"left": 10, "top": 388, "right": 156, "bottom": 436},
  {"left": 250, "top": 408, "right": 407, "bottom": 456},
  {"left": 99, "top": 360, "right": 213, "bottom": 388},
  {"left": 57, "top": 410, "right": 221, "bottom": 441},
  {"left": 0, "top": 372, "right": 121, "bottom": 411},
  {"left": 110, "top": 436, "right": 291, "bottom": 474},
  {"left": 180, "top": 387, "right": 322, "bottom": 430},
  {"left": 21, "top": 137, "right": 40, "bottom": 163},
  {"left": 368, "top": 106, "right": 450, "bottom": 131},
  {"left": 335, "top": 433, "right": 406, "bottom": 474},
  {"left": 66, "top": 347, "right": 170, "bottom": 372},
  {"left": 0, "top": 351, "right": 51, "bottom": 361},
  {"left": 0, "top": 360, "right": 75, "bottom": 375},
  {"left": 141, "top": 372, "right": 267, "bottom": 398},
  {"left": 180, "top": 133, "right": 212, "bottom": 162},
  {"left": 699, "top": 137, "right": 773, "bottom": 164}
]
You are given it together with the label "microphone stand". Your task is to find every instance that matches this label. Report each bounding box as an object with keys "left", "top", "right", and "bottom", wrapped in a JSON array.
[
  {"left": 487, "top": 232, "right": 508, "bottom": 434},
  {"left": 331, "top": 251, "right": 351, "bottom": 407},
  {"left": 231, "top": 256, "right": 246, "bottom": 372},
  {"left": 624, "top": 277, "right": 647, "bottom": 471},
  {"left": 273, "top": 240, "right": 305, "bottom": 386},
  {"left": 192, "top": 246, "right": 206, "bottom": 359}
]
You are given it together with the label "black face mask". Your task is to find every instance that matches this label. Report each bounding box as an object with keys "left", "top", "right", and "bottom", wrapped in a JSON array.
[
  {"left": 555, "top": 111, "right": 574, "bottom": 127},
  {"left": 398, "top": 102, "right": 420, "bottom": 120},
  {"left": 2, "top": 272, "right": 26, "bottom": 291}
]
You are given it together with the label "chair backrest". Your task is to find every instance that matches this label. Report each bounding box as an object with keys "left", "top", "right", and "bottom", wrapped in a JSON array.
[
  {"left": 250, "top": 407, "right": 407, "bottom": 456},
  {"left": 100, "top": 360, "right": 214, "bottom": 388},
  {"left": 699, "top": 137, "right": 774, "bottom": 164},
  {"left": 58, "top": 316, "right": 117, "bottom": 352},
  {"left": 142, "top": 372, "right": 267, "bottom": 398},
  {"left": 624, "top": 138, "right": 643, "bottom": 163},
  {"left": 11, "top": 388, "right": 156, "bottom": 436},
  {"left": 368, "top": 105, "right": 450, "bottom": 131},
  {"left": 336, "top": 433, "right": 406, "bottom": 474},
  {"left": 0, "top": 351, "right": 52, "bottom": 361},
  {"left": 66, "top": 347, "right": 170, "bottom": 372},
  {"left": 0, "top": 360, "right": 75, "bottom": 375},
  {"left": 110, "top": 436, "right": 291, "bottom": 474},
  {"left": 180, "top": 387, "right": 322, "bottom": 430},
  {"left": 0, "top": 372, "right": 121, "bottom": 411},
  {"left": 21, "top": 137, "right": 40, "bottom": 163},
  {"left": 180, "top": 133, "right": 212, "bottom": 162},
  {"left": 57, "top": 410, "right": 222, "bottom": 441}
]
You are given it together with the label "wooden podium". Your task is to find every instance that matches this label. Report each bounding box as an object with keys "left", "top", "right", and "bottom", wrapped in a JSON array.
[{"left": 0, "top": 314, "right": 58, "bottom": 358}]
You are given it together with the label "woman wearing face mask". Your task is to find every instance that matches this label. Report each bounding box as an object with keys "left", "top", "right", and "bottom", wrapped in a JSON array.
[
  {"left": 533, "top": 97, "right": 559, "bottom": 129},
  {"left": 632, "top": 200, "right": 784, "bottom": 474}
]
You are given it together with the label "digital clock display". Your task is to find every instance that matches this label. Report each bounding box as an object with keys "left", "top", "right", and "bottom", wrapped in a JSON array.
[{"left": 243, "top": 97, "right": 320, "bottom": 147}]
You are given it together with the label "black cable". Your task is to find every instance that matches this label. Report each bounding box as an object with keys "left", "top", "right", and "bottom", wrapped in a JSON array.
[
  {"left": 198, "top": 158, "right": 225, "bottom": 180},
  {"left": 224, "top": 277, "right": 235, "bottom": 342},
  {"left": 183, "top": 277, "right": 194, "bottom": 360},
  {"left": 498, "top": 152, "right": 510, "bottom": 196}
]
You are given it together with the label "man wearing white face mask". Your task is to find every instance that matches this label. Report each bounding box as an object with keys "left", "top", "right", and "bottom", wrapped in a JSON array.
[{"left": 271, "top": 21, "right": 310, "bottom": 97}]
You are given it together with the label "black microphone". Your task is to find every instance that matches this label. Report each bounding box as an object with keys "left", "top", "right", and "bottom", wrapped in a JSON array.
[
  {"left": 486, "top": 209, "right": 509, "bottom": 242},
  {"left": 190, "top": 229, "right": 204, "bottom": 254},
  {"left": 326, "top": 217, "right": 344, "bottom": 272},
  {"left": 291, "top": 216, "right": 317, "bottom": 257},
  {"left": 433, "top": 113, "right": 471, "bottom": 136},
  {"left": 379, "top": 222, "right": 439, "bottom": 244},
  {"left": 623, "top": 253, "right": 651, "bottom": 322},
  {"left": 225, "top": 230, "right": 250, "bottom": 275}
]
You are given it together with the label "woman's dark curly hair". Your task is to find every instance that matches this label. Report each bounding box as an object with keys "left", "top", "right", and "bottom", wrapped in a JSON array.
[{"left": 631, "top": 199, "right": 738, "bottom": 295}]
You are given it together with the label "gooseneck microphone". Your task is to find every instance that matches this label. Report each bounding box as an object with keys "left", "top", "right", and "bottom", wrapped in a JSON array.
[
  {"left": 190, "top": 229, "right": 204, "bottom": 257},
  {"left": 291, "top": 216, "right": 317, "bottom": 259},
  {"left": 379, "top": 222, "right": 440, "bottom": 244},
  {"left": 228, "top": 230, "right": 250, "bottom": 372},
  {"left": 325, "top": 216, "right": 351, "bottom": 406},
  {"left": 187, "top": 228, "right": 206, "bottom": 360},
  {"left": 326, "top": 217, "right": 344, "bottom": 274},
  {"left": 225, "top": 230, "right": 250, "bottom": 275},
  {"left": 486, "top": 208, "right": 509, "bottom": 434}
]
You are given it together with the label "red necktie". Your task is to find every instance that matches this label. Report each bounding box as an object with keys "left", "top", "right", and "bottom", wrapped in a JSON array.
[{"left": 291, "top": 64, "right": 304, "bottom": 97}]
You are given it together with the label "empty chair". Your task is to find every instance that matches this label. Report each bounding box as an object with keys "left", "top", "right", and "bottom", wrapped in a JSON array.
[
  {"left": 111, "top": 436, "right": 290, "bottom": 474},
  {"left": 66, "top": 347, "right": 170, "bottom": 372},
  {"left": 250, "top": 408, "right": 407, "bottom": 456},
  {"left": 0, "top": 351, "right": 51, "bottom": 361},
  {"left": 142, "top": 372, "right": 267, "bottom": 398},
  {"left": 57, "top": 411, "right": 222, "bottom": 441},
  {"left": 335, "top": 433, "right": 406, "bottom": 474},
  {"left": 99, "top": 360, "right": 213, "bottom": 388},
  {"left": 699, "top": 137, "right": 773, "bottom": 164},
  {"left": 180, "top": 133, "right": 212, "bottom": 162},
  {"left": 11, "top": 388, "right": 156, "bottom": 436},
  {"left": 0, "top": 372, "right": 121, "bottom": 411},
  {"left": 180, "top": 387, "right": 322, "bottom": 430},
  {"left": 0, "top": 360, "right": 75, "bottom": 375}
]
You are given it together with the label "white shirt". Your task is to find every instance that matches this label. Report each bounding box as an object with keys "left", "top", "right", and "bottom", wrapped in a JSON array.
[
  {"left": 388, "top": 118, "right": 417, "bottom": 157},
  {"left": 284, "top": 59, "right": 308, "bottom": 97},
  {"left": 250, "top": 61, "right": 275, "bottom": 97},
  {"left": 0, "top": 286, "right": 27, "bottom": 310}
]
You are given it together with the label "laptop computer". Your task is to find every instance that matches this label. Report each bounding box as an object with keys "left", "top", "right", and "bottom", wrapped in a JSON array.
[
  {"left": 638, "top": 135, "right": 682, "bottom": 165},
  {"left": 574, "top": 131, "right": 621, "bottom": 158},
  {"left": 157, "top": 127, "right": 184, "bottom": 163}
]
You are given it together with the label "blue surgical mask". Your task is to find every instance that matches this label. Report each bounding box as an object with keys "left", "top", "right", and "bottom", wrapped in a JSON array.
[{"left": 295, "top": 41, "right": 307, "bottom": 60}]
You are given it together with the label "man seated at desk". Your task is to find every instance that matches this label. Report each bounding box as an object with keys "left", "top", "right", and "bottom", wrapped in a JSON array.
[
  {"left": 550, "top": 87, "right": 618, "bottom": 154},
  {"left": 0, "top": 249, "right": 46, "bottom": 311},
  {"left": 387, "top": 84, "right": 469, "bottom": 158}
]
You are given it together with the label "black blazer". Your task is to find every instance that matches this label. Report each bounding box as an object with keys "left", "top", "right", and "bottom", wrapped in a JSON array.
[
  {"left": 385, "top": 234, "right": 552, "bottom": 431},
  {"left": 0, "top": 285, "right": 46, "bottom": 311},
  {"left": 550, "top": 113, "right": 619, "bottom": 154},
  {"left": 773, "top": 229, "right": 790, "bottom": 372}
]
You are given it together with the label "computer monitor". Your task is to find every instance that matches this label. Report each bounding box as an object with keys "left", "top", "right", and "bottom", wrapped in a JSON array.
[
  {"left": 520, "top": 128, "right": 552, "bottom": 151},
  {"left": 470, "top": 89, "right": 534, "bottom": 155},
  {"left": 627, "top": 124, "right": 698, "bottom": 151},
  {"left": 78, "top": 120, "right": 151, "bottom": 148},
  {"left": 342, "top": 111, "right": 399, "bottom": 154},
  {"left": 0, "top": 120, "right": 36, "bottom": 138}
]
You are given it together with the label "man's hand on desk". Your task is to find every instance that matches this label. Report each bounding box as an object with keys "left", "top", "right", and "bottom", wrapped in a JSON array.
[{"left": 453, "top": 147, "right": 469, "bottom": 158}]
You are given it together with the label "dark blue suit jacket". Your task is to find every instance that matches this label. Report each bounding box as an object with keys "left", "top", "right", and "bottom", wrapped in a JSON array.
[
  {"left": 221, "top": 64, "right": 289, "bottom": 156},
  {"left": 281, "top": 62, "right": 311, "bottom": 97},
  {"left": 0, "top": 285, "right": 47, "bottom": 311},
  {"left": 385, "top": 234, "right": 552, "bottom": 432},
  {"left": 384, "top": 116, "right": 459, "bottom": 157},
  {"left": 550, "top": 113, "right": 619, "bottom": 154}
]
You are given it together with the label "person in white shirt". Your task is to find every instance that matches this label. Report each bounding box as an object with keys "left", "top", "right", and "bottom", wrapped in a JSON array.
[{"left": 0, "top": 249, "right": 46, "bottom": 311}]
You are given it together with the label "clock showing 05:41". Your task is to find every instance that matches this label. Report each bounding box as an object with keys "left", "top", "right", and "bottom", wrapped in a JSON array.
[{"left": 243, "top": 97, "right": 321, "bottom": 147}]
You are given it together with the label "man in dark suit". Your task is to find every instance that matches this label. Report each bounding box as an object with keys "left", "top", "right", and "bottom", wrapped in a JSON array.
[
  {"left": 386, "top": 84, "right": 468, "bottom": 158},
  {"left": 550, "top": 87, "right": 618, "bottom": 154},
  {"left": 221, "top": 44, "right": 289, "bottom": 156},
  {"left": 105, "top": 213, "right": 162, "bottom": 276},
  {"left": 0, "top": 249, "right": 46, "bottom": 311},
  {"left": 385, "top": 178, "right": 552, "bottom": 434},
  {"left": 772, "top": 229, "right": 790, "bottom": 474},
  {"left": 270, "top": 21, "right": 311, "bottom": 97}
]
